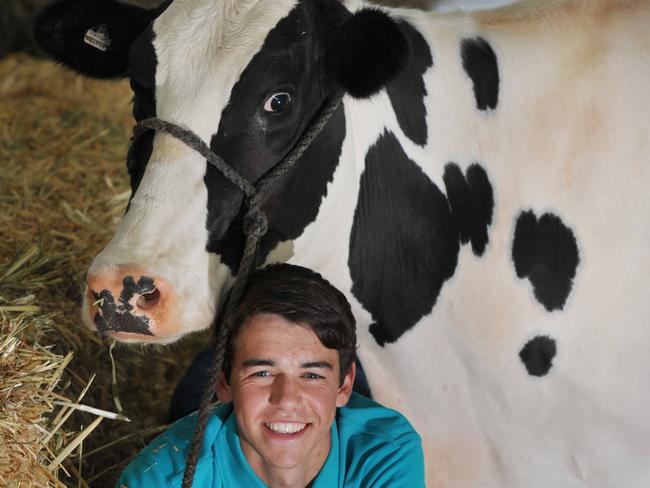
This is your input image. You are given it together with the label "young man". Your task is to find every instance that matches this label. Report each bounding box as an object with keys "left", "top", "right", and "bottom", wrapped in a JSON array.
[{"left": 117, "top": 264, "right": 424, "bottom": 487}]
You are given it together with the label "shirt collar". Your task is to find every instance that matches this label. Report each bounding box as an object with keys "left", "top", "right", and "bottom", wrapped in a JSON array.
[
  {"left": 218, "top": 413, "right": 267, "bottom": 487},
  {"left": 312, "top": 420, "right": 339, "bottom": 488}
]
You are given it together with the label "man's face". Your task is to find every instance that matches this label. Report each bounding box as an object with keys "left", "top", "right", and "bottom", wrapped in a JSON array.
[{"left": 218, "top": 313, "right": 355, "bottom": 480}]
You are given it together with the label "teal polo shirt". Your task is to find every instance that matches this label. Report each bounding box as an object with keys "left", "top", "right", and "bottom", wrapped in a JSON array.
[{"left": 116, "top": 393, "right": 424, "bottom": 487}]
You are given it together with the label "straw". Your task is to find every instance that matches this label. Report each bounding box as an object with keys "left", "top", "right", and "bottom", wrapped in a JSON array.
[{"left": 1, "top": 53, "right": 211, "bottom": 486}]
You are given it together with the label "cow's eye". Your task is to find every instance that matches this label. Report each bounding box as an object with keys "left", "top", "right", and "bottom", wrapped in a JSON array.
[{"left": 263, "top": 92, "right": 292, "bottom": 113}]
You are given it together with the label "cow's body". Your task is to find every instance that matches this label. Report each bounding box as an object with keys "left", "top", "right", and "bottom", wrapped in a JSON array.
[
  {"left": 36, "top": 0, "right": 650, "bottom": 486},
  {"left": 292, "top": 4, "right": 650, "bottom": 485}
]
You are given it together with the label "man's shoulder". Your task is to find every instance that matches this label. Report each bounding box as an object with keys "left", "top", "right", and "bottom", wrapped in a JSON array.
[
  {"left": 117, "top": 403, "right": 231, "bottom": 487},
  {"left": 337, "top": 392, "right": 421, "bottom": 445},
  {"left": 333, "top": 393, "right": 425, "bottom": 486}
]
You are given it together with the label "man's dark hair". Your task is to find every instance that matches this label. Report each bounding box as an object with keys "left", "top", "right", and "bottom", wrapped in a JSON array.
[{"left": 223, "top": 263, "right": 357, "bottom": 385}]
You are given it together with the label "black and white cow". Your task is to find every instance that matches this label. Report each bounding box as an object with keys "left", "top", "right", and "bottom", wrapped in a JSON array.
[{"left": 36, "top": 0, "right": 650, "bottom": 485}]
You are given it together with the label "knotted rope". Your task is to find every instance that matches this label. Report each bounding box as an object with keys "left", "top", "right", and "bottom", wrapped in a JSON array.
[{"left": 131, "top": 89, "right": 344, "bottom": 487}]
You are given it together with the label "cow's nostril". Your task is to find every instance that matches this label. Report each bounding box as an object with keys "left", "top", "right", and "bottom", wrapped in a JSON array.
[{"left": 137, "top": 288, "right": 161, "bottom": 310}]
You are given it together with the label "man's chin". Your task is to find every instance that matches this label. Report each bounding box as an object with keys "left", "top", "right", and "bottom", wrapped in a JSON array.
[
  {"left": 256, "top": 425, "right": 333, "bottom": 472},
  {"left": 242, "top": 434, "right": 314, "bottom": 473}
]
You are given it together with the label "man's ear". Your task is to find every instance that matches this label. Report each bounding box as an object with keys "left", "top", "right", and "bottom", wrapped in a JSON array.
[
  {"left": 34, "top": 0, "right": 166, "bottom": 79},
  {"left": 326, "top": 8, "right": 408, "bottom": 99},
  {"left": 336, "top": 361, "right": 356, "bottom": 407},
  {"left": 216, "top": 372, "right": 233, "bottom": 403}
]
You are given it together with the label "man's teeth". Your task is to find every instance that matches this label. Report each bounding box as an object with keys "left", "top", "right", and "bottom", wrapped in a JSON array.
[{"left": 265, "top": 422, "right": 307, "bottom": 434}]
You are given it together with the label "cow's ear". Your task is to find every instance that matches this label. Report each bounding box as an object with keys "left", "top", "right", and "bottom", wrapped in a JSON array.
[
  {"left": 326, "top": 8, "right": 408, "bottom": 99},
  {"left": 34, "top": 0, "right": 164, "bottom": 79}
]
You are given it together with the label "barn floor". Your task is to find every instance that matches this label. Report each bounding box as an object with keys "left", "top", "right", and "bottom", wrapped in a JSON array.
[{"left": 0, "top": 53, "right": 210, "bottom": 487}]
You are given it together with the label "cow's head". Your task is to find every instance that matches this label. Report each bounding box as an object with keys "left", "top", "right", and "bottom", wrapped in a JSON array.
[{"left": 35, "top": 0, "right": 408, "bottom": 344}]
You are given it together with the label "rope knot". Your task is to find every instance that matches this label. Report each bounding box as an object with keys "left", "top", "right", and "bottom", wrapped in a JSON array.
[{"left": 243, "top": 206, "right": 268, "bottom": 238}]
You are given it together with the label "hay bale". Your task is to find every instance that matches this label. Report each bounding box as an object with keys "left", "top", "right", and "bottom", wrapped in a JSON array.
[
  {"left": 0, "top": 53, "right": 209, "bottom": 487},
  {"left": 0, "top": 309, "right": 69, "bottom": 487}
]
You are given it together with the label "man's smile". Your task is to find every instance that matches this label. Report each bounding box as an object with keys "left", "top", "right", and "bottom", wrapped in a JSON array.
[{"left": 264, "top": 422, "right": 310, "bottom": 436}]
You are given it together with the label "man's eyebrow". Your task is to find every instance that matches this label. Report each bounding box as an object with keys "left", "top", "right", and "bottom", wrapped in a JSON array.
[
  {"left": 240, "top": 359, "right": 333, "bottom": 369},
  {"left": 241, "top": 359, "right": 275, "bottom": 368},
  {"left": 301, "top": 361, "right": 333, "bottom": 370}
]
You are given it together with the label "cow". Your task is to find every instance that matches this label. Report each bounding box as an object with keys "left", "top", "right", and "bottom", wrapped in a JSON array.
[{"left": 35, "top": 0, "right": 650, "bottom": 485}]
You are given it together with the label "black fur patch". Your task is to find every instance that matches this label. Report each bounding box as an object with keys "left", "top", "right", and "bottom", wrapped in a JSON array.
[
  {"left": 519, "top": 336, "right": 557, "bottom": 377},
  {"left": 386, "top": 21, "right": 433, "bottom": 146},
  {"left": 92, "top": 289, "right": 153, "bottom": 336},
  {"left": 461, "top": 36, "right": 499, "bottom": 111},
  {"left": 125, "top": 25, "right": 157, "bottom": 199},
  {"left": 512, "top": 211, "right": 580, "bottom": 311},
  {"left": 349, "top": 130, "right": 459, "bottom": 346},
  {"left": 205, "top": 3, "right": 346, "bottom": 273},
  {"left": 327, "top": 8, "right": 408, "bottom": 98},
  {"left": 33, "top": 0, "right": 166, "bottom": 78},
  {"left": 210, "top": 105, "right": 347, "bottom": 272},
  {"left": 259, "top": 105, "right": 346, "bottom": 261},
  {"left": 118, "top": 275, "right": 156, "bottom": 312},
  {"left": 443, "top": 163, "right": 493, "bottom": 256},
  {"left": 128, "top": 25, "right": 157, "bottom": 121}
]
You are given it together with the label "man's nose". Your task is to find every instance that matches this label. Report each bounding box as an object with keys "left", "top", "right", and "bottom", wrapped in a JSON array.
[{"left": 269, "top": 375, "right": 300, "bottom": 408}]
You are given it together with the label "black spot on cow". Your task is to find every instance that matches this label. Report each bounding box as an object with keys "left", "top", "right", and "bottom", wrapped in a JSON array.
[
  {"left": 461, "top": 36, "right": 499, "bottom": 111},
  {"left": 512, "top": 211, "right": 580, "bottom": 311},
  {"left": 443, "top": 163, "right": 494, "bottom": 256},
  {"left": 93, "top": 288, "right": 153, "bottom": 336},
  {"left": 259, "top": 105, "right": 346, "bottom": 261},
  {"left": 349, "top": 130, "right": 459, "bottom": 346},
  {"left": 118, "top": 275, "right": 156, "bottom": 312},
  {"left": 519, "top": 335, "right": 557, "bottom": 377},
  {"left": 386, "top": 21, "right": 433, "bottom": 146},
  {"left": 128, "top": 25, "right": 157, "bottom": 121},
  {"left": 210, "top": 104, "right": 347, "bottom": 273},
  {"left": 126, "top": 24, "right": 157, "bottom": 199},
  {"left": 206, "top": 3, "right": 346, "bottom": 273}
]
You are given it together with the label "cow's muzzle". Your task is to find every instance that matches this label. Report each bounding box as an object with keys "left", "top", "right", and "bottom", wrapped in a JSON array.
[{"left": 84, "top": 265, "right": 175, "bottom": 341}]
